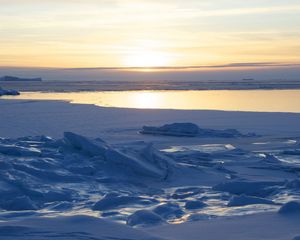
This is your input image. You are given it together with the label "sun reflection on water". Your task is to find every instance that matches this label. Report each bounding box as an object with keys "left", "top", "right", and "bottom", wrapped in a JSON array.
[
  {"left": 2, "top": 90, "right": 300, "bottom": 112},
  {"left": 130, "top": 92, "right": 163, "bottom": 109}
]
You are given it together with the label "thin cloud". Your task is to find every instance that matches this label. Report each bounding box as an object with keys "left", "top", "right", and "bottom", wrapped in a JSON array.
[
  {"left": 189, "top": 5, "right": 300, "bottom": 17},
  {"left": 63, "top": 62, "right": 300, "bottom": 71}
]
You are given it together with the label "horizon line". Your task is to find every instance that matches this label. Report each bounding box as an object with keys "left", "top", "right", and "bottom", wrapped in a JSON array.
[{"left": 1, "top": 62, "right": 300, "bottom": 71}]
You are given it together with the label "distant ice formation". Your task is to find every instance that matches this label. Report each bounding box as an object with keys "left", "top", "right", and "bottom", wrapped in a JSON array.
[
  {"left": 0, "top": 87, "right": 20, "bottom": 96},
  {"left": 0, "top": 76, "right": 42, "bottom": 81},
  {"left": 140, "top": 122, "right": 255, "bottom": 138}
]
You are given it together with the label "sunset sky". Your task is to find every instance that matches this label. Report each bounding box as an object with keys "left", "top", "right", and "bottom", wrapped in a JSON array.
[{"left": 1, "top": 0, "right": 300, "bottom": 69}]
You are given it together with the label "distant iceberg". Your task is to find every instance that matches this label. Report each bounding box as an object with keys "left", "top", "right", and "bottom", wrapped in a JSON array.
[
  {"left": 0, "top": 75, "right": 42, "bottom": 81},
  {"left": 0, "top": 87, "right": 20, "bottom": 96}
]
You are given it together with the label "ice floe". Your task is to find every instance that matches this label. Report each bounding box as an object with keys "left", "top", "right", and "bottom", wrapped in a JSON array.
[{"left": 141, "top": 122, "right": 255, "bottom": 138}]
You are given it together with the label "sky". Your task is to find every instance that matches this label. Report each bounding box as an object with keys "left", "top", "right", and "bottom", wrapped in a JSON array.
[
  {"left": 0, "top": 0, "right": 300, "bottom": 80},
  {"left": 0, "top": 0, "right": 300, "bottom": 83}
]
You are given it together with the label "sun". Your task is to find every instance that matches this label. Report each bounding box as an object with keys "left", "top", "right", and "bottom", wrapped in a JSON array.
[{"left": 123, "top": 50, "right": 171, "bottom": 68}]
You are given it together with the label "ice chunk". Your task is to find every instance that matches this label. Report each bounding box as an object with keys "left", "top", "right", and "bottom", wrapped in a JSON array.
[
  {"left": 185, "top": 200, "right": 207, "bottom": 210},
  {"left": 92, "top": 193, "right": 151, "bottom": 211},
  {"left": 227, "top": 194, "right": 274, "bottom": 207},
  {"left": 153, "top": 203, "right": 184, "bottom": 219},
  {"left": 1, "top": 196, "right": 37, "bottom": 211},
  {"left": 64, "top": 132, "right": 173, "bottom": 179},
  {"left": 0, "top": 144, "right": 41, "bottom": 156},
  {"left": 213, "top": 181, "right": 282, "bottom": 197},
  {"left": 261, "top": 154, "right": 282, "bottom": 164},
  {"left": 285, "top": 179, "right": 300, "bottom": 189},
  {"left": 141, "top": 122, "right": 251, "bottom": 138},
  {"left": 171, "top": 187, "right": 203, "bottom": 199},
  {"left": 138, "top": 143, "right": 173, "bottom": 180},
  {"left": 63, "top": 132, "right": 107, "bottom": 157},
  {"left": 278, "top": 201, "right": 300, "bottom": 215},
  {"left": 127, "top": 210, "right": 164, "bottom": 227},
  {"left": 105, "top": 144, "right": 173, "bottom": 179},
  {"left": 141, "top": 123, "right": 200, "bottom": 137}
]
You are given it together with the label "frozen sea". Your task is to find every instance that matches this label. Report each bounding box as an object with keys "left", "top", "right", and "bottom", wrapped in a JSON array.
[{"left": 0, "top": 82, "right": 300, "bottom": 240}]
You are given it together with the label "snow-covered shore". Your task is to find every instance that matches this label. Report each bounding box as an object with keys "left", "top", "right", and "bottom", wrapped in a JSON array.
[
  {"left": 1, "top": 99, "right": 300, "bottom": 139},
  {"left": 0, "top": 98, "right": 300, "bottom": 239}
]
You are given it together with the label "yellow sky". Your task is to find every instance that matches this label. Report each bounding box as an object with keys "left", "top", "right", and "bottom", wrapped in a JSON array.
[{"left": 0, "top": 0, "right": 300, "bottom": 68}]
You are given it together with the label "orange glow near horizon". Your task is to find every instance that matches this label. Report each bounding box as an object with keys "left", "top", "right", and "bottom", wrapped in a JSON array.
[{"left": 123, "top": 50, "right": 172, "bottom": 68}]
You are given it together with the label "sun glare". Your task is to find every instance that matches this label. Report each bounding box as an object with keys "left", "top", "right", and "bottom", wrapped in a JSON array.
[
  {"left": 123, "top": 50, "right": 171, "bottom": 68},
  {"left": 131, "top": 92, "right": 162, "bottom": 108}
]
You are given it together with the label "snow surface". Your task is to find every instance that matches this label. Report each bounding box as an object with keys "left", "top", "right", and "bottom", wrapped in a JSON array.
[
  {"left": 278, "top": 201, "right": 300, "bottom": 215},
  {"left": 149, "top": 212, "right": 300, "bottom": 240},
  {"left": 0, "top": 215, "right": 163, "bottom": 240},
  {"left": 0, "top": 98, "right": 300, "bottom": 239}
]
